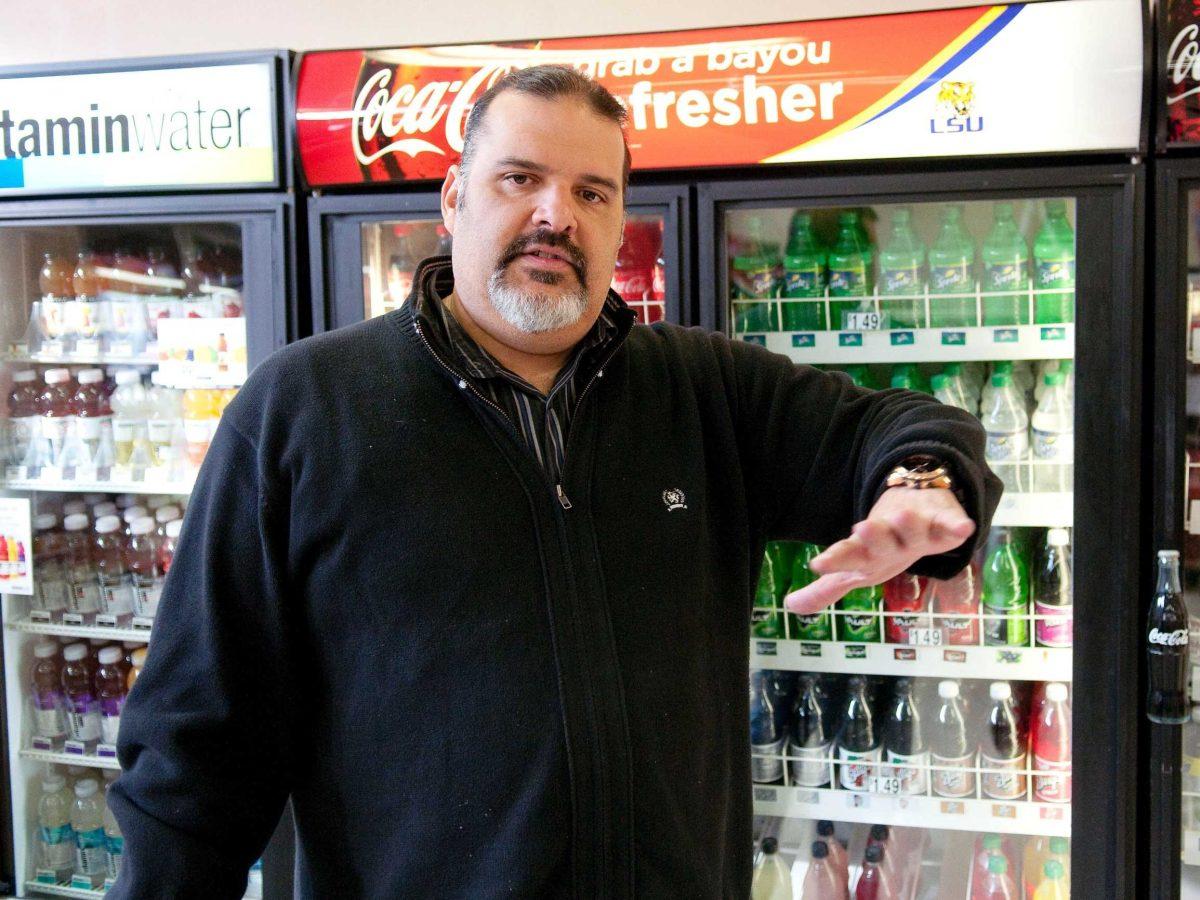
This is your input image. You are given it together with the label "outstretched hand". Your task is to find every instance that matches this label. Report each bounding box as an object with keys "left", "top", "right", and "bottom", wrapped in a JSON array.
[{"left": 783, "top": 487, "right": 975, "bottom": 614}]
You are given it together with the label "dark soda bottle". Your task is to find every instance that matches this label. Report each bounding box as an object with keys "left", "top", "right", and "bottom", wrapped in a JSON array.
[
  {"left": 836, "top": 675, "right": 879, "bottom": 791},
  {"left": 789, "top": 675, "right": 831, "bottom": 787},
  {"left": 1147, "top": 549, "right": 1190, "bottom": 724},
  {"left": 980, "top": 681, "right": 1027, "bottom": 799},
  {"left": 882, "top": 677, "right": 928, "bottom": 795}
]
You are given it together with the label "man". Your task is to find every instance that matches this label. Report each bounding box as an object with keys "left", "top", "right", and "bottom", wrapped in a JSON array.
[{"left": 110, "top": 66, "right": 1000, "bottom": 898}]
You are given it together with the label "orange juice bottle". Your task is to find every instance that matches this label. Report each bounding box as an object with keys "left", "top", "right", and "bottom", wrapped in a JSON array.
[{"left": 181, "top": 389, "right": 214, "bottom": 467}]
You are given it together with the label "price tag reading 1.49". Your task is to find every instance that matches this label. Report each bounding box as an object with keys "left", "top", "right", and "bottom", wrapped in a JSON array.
[
  {"left": 907, "top": 628, "right": 944, "bottom": 647},
  {"left": 843, "top": 312, "right": 887, "bottom": 332},
  {"left": 870, "top": 776, "right": 904, "bottom": 795}
]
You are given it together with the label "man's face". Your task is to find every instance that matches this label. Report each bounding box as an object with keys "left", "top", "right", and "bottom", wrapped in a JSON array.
[{"left": 441, "top": 91, "right": 626, "bottom": 356}]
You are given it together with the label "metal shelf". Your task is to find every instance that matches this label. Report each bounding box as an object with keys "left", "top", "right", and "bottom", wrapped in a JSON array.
[
  {"left": 750, "top": 638, "right": 1072, "bottom": 682},
  {"left": 753, "top": 783, "right": 1070, "bottom": 838},
  {"left": 6, "top": 619, "right": 149, "bottom": 643},
  {"left": 19, "top": 748, "right": 120, "bottom": 771},
  {"left": 24, "top": 882, "right": 106, "bottom": 899},
  {"left": 1, "top": 473, "right": 194, "bottom": 495},
  {"left": 741, "top": 323, "right": 1074, "bottom": 365}
]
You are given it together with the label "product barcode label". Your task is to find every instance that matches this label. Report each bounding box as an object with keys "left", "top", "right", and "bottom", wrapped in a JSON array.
[
  {"left": 62, "top": 613, "right": 85, "bottom": 626},
  {"left": 908, "top": 628, "right": 944, "bottom": 647},
  {"left": 63, "top": 739, "right": 87, "bottom": 756},
  {"left": 31, "top": 735, "right": 53, "bottom": 751},
  {"left": 755, "top": 641, "right": 777, "bottom": 656},
  {"left": 74, "top": 338, "right": 101, "bottom": 358},
  {"left": 39, "top": 340, "right": 65, "bottom": 359},
  {"left": 29, "top": 609, "right": 51, "bottom": 624},
  {"left": 96, "top": 743, "right": 118, "bottom": 759},
  {"left": 990, "top": 804, "right": 1017, "bottom": 819},
  {"left": 753, "top": 787, "right": 778, "bottom": 802},
  {"left": 939, "top": 801, "right": 966, "bottom": 815},
  {"left": 844, "top": 312, "right": 886, "bottom": 331},
  {"left": 95, "top": 614, "right": 120, "bottom": 629},
  {"left": 132, "top": 616, "right": 154, "bottom": 631}
]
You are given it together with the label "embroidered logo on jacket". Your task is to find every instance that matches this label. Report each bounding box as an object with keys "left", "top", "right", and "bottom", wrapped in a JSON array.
[{"left": 662, "top": 488, "right": 687, "bottom": 511}]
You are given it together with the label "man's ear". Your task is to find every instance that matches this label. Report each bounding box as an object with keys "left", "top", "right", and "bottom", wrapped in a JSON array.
[{"left": 441, "top": 164, "right": 463, "bottom": 232}]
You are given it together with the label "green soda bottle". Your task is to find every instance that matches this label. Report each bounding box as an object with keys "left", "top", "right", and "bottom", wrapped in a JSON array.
[
  {"left": 751, "top": 544, "right": 788, "bottom": 638},
  {"left": 782, "top": 212, "right": 827, "bottom": 331},
  {"left": 1033, "top": 199, "right": 1075, "bottom": 324},
  {"left": 827, "top": 211, "right": 874, "bottom": 330},
  {"left": 981, "top": 202, "right": 1031, "bottom": 326},
  {"left": 837, "top": 582, "right": 882, "bottom": 642},
  {"left": 928, "top": 205, "right": 976, "bottom": 328},
  {"left": 788, "top": 543, "right": 831, "bottom": 640},
  {"left": 878, "top": 207, "right": 926, "bottom": 330},
  {"left": 842, "top": 364, "right": 876, "bottom": 389},
  {"left": 890, "top": 363, "right": 930, "bottom": 394},
  {"left": 730, "top": 215, "right": 779, "bottom": 333},
  {"left": 981, "top": 527, "right": 1030, "bottom": 646}
]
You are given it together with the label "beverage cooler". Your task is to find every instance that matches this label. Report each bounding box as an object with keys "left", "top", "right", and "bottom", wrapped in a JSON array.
[{"left": 0, "top": 52, "right": 301, "bottom": 898}]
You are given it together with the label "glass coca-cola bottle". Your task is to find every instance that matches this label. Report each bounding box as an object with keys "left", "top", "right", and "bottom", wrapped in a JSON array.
[{"left": 1147, "top": 549, "right": 1191, "bottom": 724}]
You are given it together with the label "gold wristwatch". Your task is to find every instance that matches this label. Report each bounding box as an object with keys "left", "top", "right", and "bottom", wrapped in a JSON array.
[{"left": 885, "top": 455, "right": 953, "bottom": 491}]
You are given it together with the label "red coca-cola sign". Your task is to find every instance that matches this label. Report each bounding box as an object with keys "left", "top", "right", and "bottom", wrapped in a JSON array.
[{"left": 1164, "top": 0, "right": 1200, "bottom": 143}]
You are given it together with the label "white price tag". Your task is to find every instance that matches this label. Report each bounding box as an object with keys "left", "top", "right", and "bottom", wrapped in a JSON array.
[
  {"left": 96, "top": 743, "right": 118, "bottom": 759},
  {"left": 31, "top": 736, "right": 53, "bottom": 751},
  {"left": 108, "top": 340, "right": 133, "bottom": 359},
  {"left": 144, "top": 465, "right": 169, "bottom": 484},
  {"left": 74, "top": 338, "right": 101, "bottom": 358},
  {"left": 62, "top": 613, "right": 85, "bottom": 627},
  {"left": 870, "top": 776, "right": 904, "bottom": 795},
  {"left": 908, "top": 628, "right": 944, "bottom": 647},
  {"left": 39, "top": 340, "right": 65, "bottom": 359},
  {"left": 4, "top": 465, "right": 27, "bottom": 482},
  {"left": 74, "top": 465, "right": 98, "bottom": 484},
  {"left": 39, "top": 466, "right": 62, "bottom": 483},
  {"left": 844, "top": 312, "right": 887, "bottom": 331},
  {"left": 63, "top": 739, "right": 87, "bottom": 756},
  {"left": 132, "top": 616, "right": 154, "bottom": 631},
  {"left": 29, "top": 609, "right": 51, "bottom": 624},
  {"left": 95, "top": 614, "right": 120, "bottom": 629},
  {"left": 109, "top": 465, "right": 132, "bottom": 484}
]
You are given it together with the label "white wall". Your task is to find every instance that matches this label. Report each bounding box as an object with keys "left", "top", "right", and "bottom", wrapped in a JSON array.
[{"left": 1, "top": 0, "right": 994, "bottom": 66}]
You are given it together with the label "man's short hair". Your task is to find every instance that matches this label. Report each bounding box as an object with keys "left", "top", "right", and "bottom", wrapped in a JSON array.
[{"left": 458, "top": 64, "right": 632, "bottom": 199}]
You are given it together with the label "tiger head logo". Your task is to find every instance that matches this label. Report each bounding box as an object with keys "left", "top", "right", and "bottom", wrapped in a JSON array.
[{"left": 936, "top": 80, "right": 975, "bottom": 117}]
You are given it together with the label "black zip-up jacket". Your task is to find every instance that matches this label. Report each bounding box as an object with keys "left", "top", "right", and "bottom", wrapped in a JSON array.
[{"left": 109, "top": 262, "right": 1001, "bottom": 899}]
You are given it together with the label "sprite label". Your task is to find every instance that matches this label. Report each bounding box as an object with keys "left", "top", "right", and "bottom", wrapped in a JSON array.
[{"left": 837, "top": 586, "right": 881, "bottom": 642}]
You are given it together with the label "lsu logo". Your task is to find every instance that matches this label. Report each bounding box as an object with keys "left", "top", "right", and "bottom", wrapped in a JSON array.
[
  {"left": 930, "top": 80, "right": 984, "bottom": 134},
  {"left": 662, "top": 488, "right": 687, "bottom": 511}
]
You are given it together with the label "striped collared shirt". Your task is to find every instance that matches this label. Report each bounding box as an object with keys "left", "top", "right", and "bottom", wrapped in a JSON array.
[{"left": 414, "top": 256, "right": 633, "bottom": 485}]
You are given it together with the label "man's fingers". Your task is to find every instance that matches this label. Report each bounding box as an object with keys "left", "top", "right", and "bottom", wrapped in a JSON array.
[
  {"left": 784, "top": 571, "right": 866, "bottom": 614},
  {"left": 810, "top": 534, "right": 872, "bottom": 575},
  {"left": 928, "top": 509, "right": 976, "bottom": 549}
]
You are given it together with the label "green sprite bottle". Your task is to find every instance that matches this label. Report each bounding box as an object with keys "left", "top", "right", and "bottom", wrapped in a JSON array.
[
  {"left": 752, "top": 543, "right": 788, "bottom": 638},
  {"left": 782, "top": 212, "right": 828, "bottom": 331},
  {"left": 981, "top": 527, "right": 1030, "bottom": 647},
  {"left": 842, "top": 364, "right": 877, "bottom": 390},
  {"left": 788, "top": 543, "right": 831, "bottom": 640},
  {"left": 928, "top": 205, "right": 976, "bottom": 328},
  {"left": 837, "top": 582, "right": 882, "bottom": 642},
  {"left": 1033, "top": 199, "right": 1075, "bottom": 324},
  {"left": 827, "top": 211, "right": 874, "bottom": 330},
  {"left": 981, "top": 202, "right": 1031, "bottom": 326},
  {"left": 890, "top": 363, "right": 930, "bottom": 394},
  {"left": 730, "top": 215, "right": 779, "bottom": 334},
  {"left": 878, "top": 207, "right": 926, "bottom": 330}
]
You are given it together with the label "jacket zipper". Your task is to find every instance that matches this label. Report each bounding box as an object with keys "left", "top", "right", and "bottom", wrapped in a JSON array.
[{"left": 414, "top": 315, "right": 625, "bottom": 512}]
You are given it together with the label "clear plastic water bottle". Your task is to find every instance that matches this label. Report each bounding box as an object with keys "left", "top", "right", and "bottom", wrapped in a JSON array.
[
  {"left": 1030, "top": 372, "right": 1073, "bottom": 492},
  {"left": 982, "top": 372, "right": 1029, "bottom": 493}
]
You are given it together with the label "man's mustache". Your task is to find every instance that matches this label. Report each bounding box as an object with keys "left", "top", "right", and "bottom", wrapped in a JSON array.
[{"left": 497, "top": 229, "right": 587, "bottom": 283}]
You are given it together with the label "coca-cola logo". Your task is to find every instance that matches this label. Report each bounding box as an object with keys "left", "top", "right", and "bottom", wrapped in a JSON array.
[
  {"left": 1149, "top": 627, "right": 1189, "bottom": 647},
  {"left": 1168, "top": 24, "right": 1200, "bottom": 105},
  {"left": 351, "top": 65, "right": 506, "bottom": 166}
]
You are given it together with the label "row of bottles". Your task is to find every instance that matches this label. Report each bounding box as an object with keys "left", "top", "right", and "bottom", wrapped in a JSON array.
[
  {"left": 753, "top": 527, "right": 1072, "bottom": 649},
  {"left": 731, "top": 201, "right": 1075, "bottom": 332},
  {"left": 751, "top": 672, "right": 1071, "bottom": 803},
  {"left": 34, "top": 767, "right": 123, "bottom": 890}
]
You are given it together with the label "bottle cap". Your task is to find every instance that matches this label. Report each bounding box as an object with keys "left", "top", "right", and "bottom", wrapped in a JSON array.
[
  {"left": 1047, "top": 528, "right": 1070, "bottom": 547},
  {"left": 42, "top": 774, "right": 65, "bottom": 792},
  {"left": 931, "top": 374, "right": 948, "bottom": 392},
  {"left": 130, "top": 648, "right": 148, "bottom": 667},
  {"left": 165, "top": 519, "right": 183, "bottom": 538},
  {"left": 33, "top": 642, "right": 58, "bottom": 659},
  {"left": 145, "top": 496, "right": 167, "bottom": 510},
  {"left": 62, "top": 643, "right": 88, "bottom": 662},
  {"left": 98, "top": 647, "right": 123, "bottom": 665},
  {"left": 115, "top": 369, "right": 142, "bottom": 386},
  {"left": 78, "top": 369, "right": 104, "bottom": 385},
  {"left": 982, "top": 833, "right": 1003, "bottom": 850},
  {"left": 1045, "top": 682, "right": 1068, "bottom": 703},
  {"left": 870, "top": 825, "right": 889, "bottom": 841},
  {"left": 989, "top": 682, "right": 1012, "bottom": 701},
  {"left": 123, "top": 641, "right": 141, "bottom": 650},
  {"left": 1049, "top": 837, "right": 1068, "bottom": 855},
  {"left": 988, "top": 855, "right": 1008, "bottom": 875},
  {"left": 114, "top": 495, "right": 135, "bottom": 509},
  {"left": 63, "top": 500, "right": 87, "bottom": 516},
  {"left": 33, "top": 514, "right": 57, "bottom": 531},
  {"left": 95, "top": 515, "right": 122, "bottom": 534},
  {"left": 82, "top": 493, "right": 106, "bottom": 504},
  {"left": 1044, "top": 859, "right": 1064, "bottom": 879},
  {"left": 123, "top": 506, "right": 147, "bottom": 523},
  {"left": 1159, "top": 550, "right": 1181, "bottom": 562},
  {"left": 937, "top": 680, "right": 960, "bottom": 699},
  {"left": 810, "top": 840, "right": 827, "bottom": 859},
  {"left": 88, "top": 638, "right": 108, "bottom": 647},
  {"left": 74, "top": 778, "right": 99, "bottom": 798},
  {"left": 63, "top": 514, "right": 89, "bottom": 532},
  {"left": 1044, "top": 371, "right": 1065, "bottom": 387},
  {"left": 12, "top": 370, "right": 35, "bottom": 383},
  {"left": 761, "top": 836, "right": 778, "bottom": 855},
  {"left": 893, "top": 678, "right": 911, "bottom": 692},
  {"left": 816, "top": 820, "right": 835, "bottom": 837},
  {"left": 130, "top": 516, "right": 156, "bottom": 536},
  {"left": 155, "top": 505, "right": 181, "bottom": 524},
  {"left": 865, "top": 844, "right": 883, "bottom": 864},
  {"left": 991, "top": 373, "right": 1011, "bottom": 388},
  {"left": 93, "top": 502, "right": 117, "bottom": 519}
]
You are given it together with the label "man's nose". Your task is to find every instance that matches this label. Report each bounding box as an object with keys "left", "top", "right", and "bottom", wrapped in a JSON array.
[{"left": 532, "top": 183, "right": 578, "bottom": 238}]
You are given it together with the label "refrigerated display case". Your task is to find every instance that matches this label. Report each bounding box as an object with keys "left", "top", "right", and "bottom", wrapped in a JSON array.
[
  {"left": 306, "top": 183, "right": 693, "bottom": 332},
  {"left": 0, "top": 52, "right": 300, "bottom": 899},
  {"left": 700, "top": 166, "right": 1143, "bottom": 899}
]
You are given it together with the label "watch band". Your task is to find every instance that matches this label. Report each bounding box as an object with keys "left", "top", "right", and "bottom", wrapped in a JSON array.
[{"left": 885, "top": 455, "right": 954, "bottom": 491}]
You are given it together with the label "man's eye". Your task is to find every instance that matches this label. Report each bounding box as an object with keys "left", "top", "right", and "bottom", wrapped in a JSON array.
[
  {"left": 505, "top": 174, "right": 531, "bottom": 185},
  {"left": 580, "top": 190, "right": 604, "bottom": 204}
]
